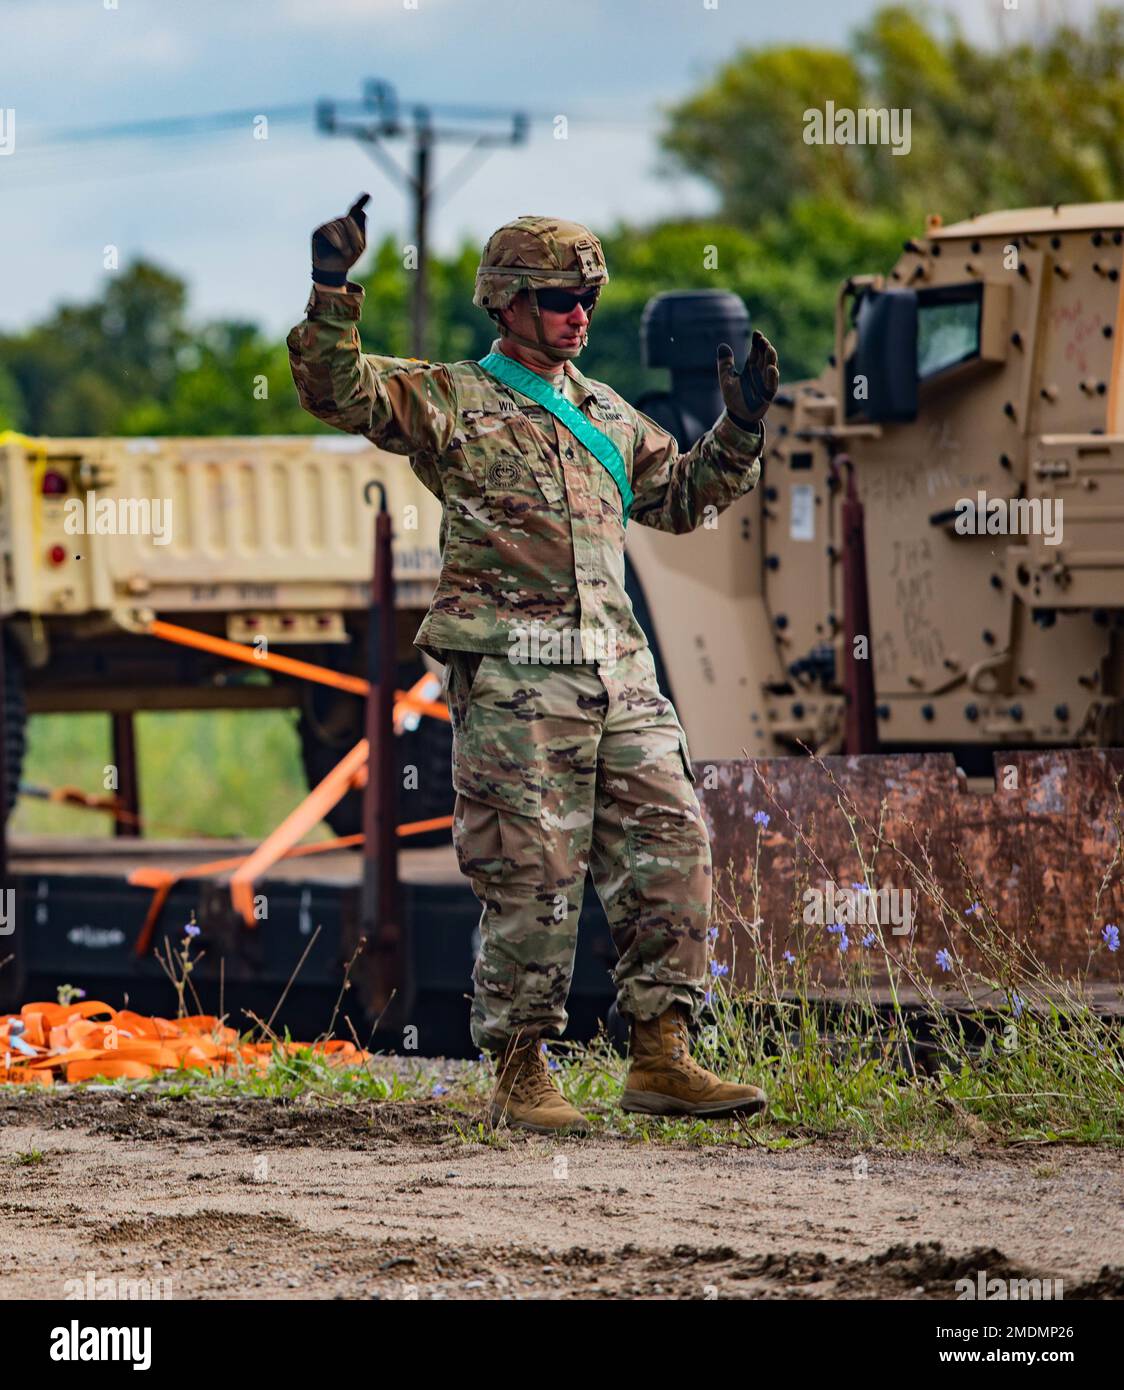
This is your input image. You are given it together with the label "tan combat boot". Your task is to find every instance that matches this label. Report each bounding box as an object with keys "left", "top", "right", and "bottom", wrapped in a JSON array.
[
  {"left": 489, "top": 1035, "right": 591, "bottom": 1135},
  {"left": 620, "top": 1004, "right": 768, "bottom": 1118}
]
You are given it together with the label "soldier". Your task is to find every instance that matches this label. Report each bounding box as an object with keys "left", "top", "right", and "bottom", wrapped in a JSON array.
[{"left": 288, "top": 196, "right": 779, "bottom": 1136}]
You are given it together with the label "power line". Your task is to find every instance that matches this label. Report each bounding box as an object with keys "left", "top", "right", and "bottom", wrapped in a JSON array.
[
  {"left": 23, "top": 97, "right": 655, "bottom": 156},
  {"left": 36, "top": 103, "right": 316, "bottom": 146},
  {"left": 0, "top": 135, "right": 337, "bottom": 194}
]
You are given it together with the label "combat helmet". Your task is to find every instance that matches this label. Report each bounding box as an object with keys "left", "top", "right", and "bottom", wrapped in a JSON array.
[{"left": 474, "top": 215, "right": 608, "bottom": 362}]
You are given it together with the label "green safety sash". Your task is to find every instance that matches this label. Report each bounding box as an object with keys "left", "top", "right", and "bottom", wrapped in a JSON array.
[{"left": 478, "top": 351, "right": 633, "bottom": 521}]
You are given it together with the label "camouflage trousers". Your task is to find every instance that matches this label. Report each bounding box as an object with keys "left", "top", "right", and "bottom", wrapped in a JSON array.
[{"left": 443, "top": 646, "right": 712, "bottom": 1052}]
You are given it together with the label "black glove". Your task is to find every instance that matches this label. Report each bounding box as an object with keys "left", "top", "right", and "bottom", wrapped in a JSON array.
[
  {"left": 717, "top": 330, "right": 780, "bottom": 428},
  {"left": 311, "top": 193, "right": 370, "bottom": 287}
]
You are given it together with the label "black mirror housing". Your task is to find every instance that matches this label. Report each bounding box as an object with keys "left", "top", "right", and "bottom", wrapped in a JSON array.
[{"left": 847, "top": 288, "right": 919, "bottom": 423}]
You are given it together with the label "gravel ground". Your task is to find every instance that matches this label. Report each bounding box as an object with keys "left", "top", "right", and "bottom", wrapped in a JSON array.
[{"left": 1, "top": 1088, "right": 1121, "bottom": 1300}]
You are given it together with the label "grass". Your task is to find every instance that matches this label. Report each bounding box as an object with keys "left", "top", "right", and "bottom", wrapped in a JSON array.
[
  {"left": 18, "top": 987, "right": 1122, "bottom": 1150},
  {"left": 153, "top": 1045, "right": 465, "bottom": 1105},
  {"left": 32, "top": 951, "right": 1122, "bottom": 1150},
  {"left": 17, "top": 1037, "right": 487, "bottom": 1109}
]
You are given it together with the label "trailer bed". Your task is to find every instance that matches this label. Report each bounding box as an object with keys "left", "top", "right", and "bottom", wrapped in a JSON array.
[{"left": 9, "top": 836, "right": 462, "bottom": 887}]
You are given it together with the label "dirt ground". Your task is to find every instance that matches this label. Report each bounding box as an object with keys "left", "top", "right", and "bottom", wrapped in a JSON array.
[{"left": 1, "top": 1086, "right": 1121, "bottom": 1301}]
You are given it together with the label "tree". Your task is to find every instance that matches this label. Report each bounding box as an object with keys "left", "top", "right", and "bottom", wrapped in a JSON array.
[
  {"left": 120, "top": 324, "right": 318, "bottom": 436},
  {"left": 0, "top": 363, "right": 24, "bottom": 431},
  {"left": 659, "top": 4, "right": 1124, "bottom": 231},
  {"left": 0, "top": 261, "right": 189, "bottom": 435}
]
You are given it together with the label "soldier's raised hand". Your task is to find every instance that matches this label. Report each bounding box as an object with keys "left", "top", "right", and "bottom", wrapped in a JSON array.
[
  {"left": 717, "top": 330, "right": 780, "bottom": 427},
  {"left": 311, "top": 193, "right": 371, "bottom": 287}
]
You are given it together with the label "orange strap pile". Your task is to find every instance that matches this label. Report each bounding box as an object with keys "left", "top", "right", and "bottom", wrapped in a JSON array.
[{"left": 0, "top": 999, "right": 369, "bottom": 1086}]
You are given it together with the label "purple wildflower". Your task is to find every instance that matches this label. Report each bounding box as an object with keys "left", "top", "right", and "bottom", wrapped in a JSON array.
[
  {"left": 826, "top": 922, "right": 845, "bottom": 935},
  {"left": 184, "top": 922, "right": 201, "bottom": 938},
  {"left": 782, "top": 950, "right": 796, "bottom": 965},
  {"left": 753, "top": 810, "right": 770, "bottom": 828},
  {"left": 861, "top": 932, "right": 876, "bottom": 948},
  {"left": 838, "top": 933, "right": 849, "bottom": 952},
  {"left": 707, "top": 925, "right": 720, "bottom": 942},
  {"left": 432, "top": 1083, "right": 447, "bottom": 1097},
  {"left": 710, "top": 960, "right": 729, "bottom": 978},
  {"left": 1007, "top": 992, "right": 1025, "bottom": 1019},
  {"left": 935, "top": 949, "right": 953, "bottom": 972},
  {"left": 1102, "top": 923, "right": 1120, "bottom": 953},
  {"left": 965, "top": 902, "right": 982, "bottom": 917}
]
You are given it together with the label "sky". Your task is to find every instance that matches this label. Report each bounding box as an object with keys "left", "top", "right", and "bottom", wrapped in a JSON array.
[{"left": 0, "top": 0, "right": 1101, "bottom": 337}]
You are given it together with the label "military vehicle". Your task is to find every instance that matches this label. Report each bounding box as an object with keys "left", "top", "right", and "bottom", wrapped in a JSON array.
[{"left": 629, "top": 201, "right": 1124, "bottom": 775}]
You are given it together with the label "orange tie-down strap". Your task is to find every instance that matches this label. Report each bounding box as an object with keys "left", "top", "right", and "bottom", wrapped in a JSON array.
[
  {"left": 129, "top": 817, "right": 454, "bottom": 957},
  {"left": 146, "top": 619, "right": 449, "bottom": 722},
  {"left": 0, "top": 999, "right": 371, "bottom": 1086}
]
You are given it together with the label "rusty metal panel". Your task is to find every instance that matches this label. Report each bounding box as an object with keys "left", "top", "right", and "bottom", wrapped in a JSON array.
[{"left": 698, "top": 750, "right": 1124, "bottom": 990}]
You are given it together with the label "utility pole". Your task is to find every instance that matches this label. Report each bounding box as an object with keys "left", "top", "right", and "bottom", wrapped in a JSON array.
[{"left": 316, "top": 81, "right": 528, "bottom": 358}]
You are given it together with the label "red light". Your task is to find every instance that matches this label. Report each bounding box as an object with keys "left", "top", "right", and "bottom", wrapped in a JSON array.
[
  {"left": 48, "top": 545, "right": 67, "bottom": 566},
  {"left": 41, "top": 470, "right": 68, "bottom": 496}
]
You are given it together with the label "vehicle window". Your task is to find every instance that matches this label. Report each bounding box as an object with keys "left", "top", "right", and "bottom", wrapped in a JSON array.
[{"left": 917, "top": 288, "right": 982, "bottom": 379}]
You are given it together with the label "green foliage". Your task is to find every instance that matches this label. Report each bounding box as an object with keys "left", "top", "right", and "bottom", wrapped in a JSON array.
[
  {"left": 591, "top": 202, "right": 911, "bottom": 389},
  {"left": 0, "top": 362, "right": 25, "bottom": 429},
  {"left": 12, "top": 709, "right": 321, "bottom": 841},
  {"left": 660, "top": 3, "right": 1124, "bottom": 230},
  {"left": 0, "top": 263, "right": 317, "bottom": 437},
  {"left": 0, "top": 261, "right": 189, "bottom": 435},
  {"left": 119, "top": 330, "right": 316, "bottom": 436},
  {"left": 662, "top": 45, "right": 867, "bottom": 228},
  {"left": 357, "top": 238, "right": 492, "bottom": 365}
]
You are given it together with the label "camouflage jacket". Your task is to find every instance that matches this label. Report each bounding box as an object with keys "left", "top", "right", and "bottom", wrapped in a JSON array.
[{"left": 286, "top": 284, "right": 765, "bottom": 662}]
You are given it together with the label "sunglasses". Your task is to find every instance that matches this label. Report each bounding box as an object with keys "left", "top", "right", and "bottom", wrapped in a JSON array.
[{"left": 534, "top": 287, "right": 600, "bottom": 314}]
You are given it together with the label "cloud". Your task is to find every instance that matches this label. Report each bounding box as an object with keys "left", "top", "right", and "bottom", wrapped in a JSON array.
[
  {"left": 4, "top": 0, "right": 198, "bottom": 98},
  {"left": 277, "top": 0, "right": 459, "bottom": 26}
]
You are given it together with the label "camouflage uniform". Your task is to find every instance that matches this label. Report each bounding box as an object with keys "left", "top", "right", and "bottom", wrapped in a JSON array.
[{"left": 287, "top": 216, "right": 765, "bottom": 1051}]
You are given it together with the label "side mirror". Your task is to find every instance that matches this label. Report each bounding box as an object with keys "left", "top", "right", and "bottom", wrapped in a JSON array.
[{"left": 847, "top": 288, "right": 918, "bottom": 423}]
